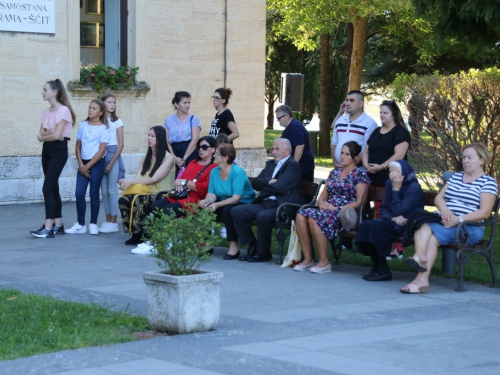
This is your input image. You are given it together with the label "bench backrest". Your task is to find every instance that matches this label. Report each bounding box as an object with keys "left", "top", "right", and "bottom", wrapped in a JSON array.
[{"left": 247, "top": 177, "right": 319, "bottom": 204}]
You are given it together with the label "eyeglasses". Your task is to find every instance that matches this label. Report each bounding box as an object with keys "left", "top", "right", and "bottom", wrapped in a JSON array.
[
  {"left": 199, "top": 144, "right": 212, "bottom": 151},
  {"left": 277, "top": 114, "right": 287, "bottom": 120},
  {"left": 214, "top": 151, "right": 222, "bottom": 157},
  {"left": 211, "top": 96, "right": 222, "bottom": 100}
]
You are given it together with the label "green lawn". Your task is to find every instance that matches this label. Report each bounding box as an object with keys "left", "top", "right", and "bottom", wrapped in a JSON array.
[{"left": 0, "top": 290, "right": 151, "bottom": 360}]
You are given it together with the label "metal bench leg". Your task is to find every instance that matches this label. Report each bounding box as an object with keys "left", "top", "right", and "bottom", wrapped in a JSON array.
[
  {"left": 487, "top": 251, "right": 499, "bottom": 288},
  {"left": 455, "top": 253, "right": 466, "bottom": 292},
  {"left": 330, "top": 238, "right": 342, "bottom": 265}
]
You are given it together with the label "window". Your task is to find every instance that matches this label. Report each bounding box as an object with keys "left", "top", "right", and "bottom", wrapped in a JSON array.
[
  {"left": 80, "top": 23, "right": 104, "bottom": 48},
  {"left": 80, "top": 0, "right": 127, "bottom": 67}
]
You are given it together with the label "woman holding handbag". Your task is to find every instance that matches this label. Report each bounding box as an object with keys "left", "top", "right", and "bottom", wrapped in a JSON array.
[
  {"left": 164, "top": 91, "right": 201, "bottom": 175},
  {"left": 130, "top": 136, "right": 219, "bottom": 255},
  {"left": 152, "top": 136, "right": 217, "bottom": 217},
  {"left": 118, "top": 126, "right": 175, "bottom": 245}
]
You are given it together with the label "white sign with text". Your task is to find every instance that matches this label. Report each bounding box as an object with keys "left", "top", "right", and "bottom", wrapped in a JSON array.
[{"left": 0, "top": 0, "right": 55, "bottom": 34}]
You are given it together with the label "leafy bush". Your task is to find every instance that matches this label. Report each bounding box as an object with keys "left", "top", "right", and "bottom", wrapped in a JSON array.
[
  {"left": 393, "top": 68, "right": 500, "bottom": 190},
  {"left": 145, "top": 204, "right": 222, "bottom": 276}
]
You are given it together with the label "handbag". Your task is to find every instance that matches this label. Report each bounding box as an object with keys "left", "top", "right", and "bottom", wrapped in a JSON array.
[
  {"left": 281, "top": 220, "right": 302, "bottom": 268},
  {"left": 122, "top": 183, "right": 151, "bottom": 196},
  {"left": 167, "top": 162, "right": 213, "bottom": 200},
  {"left": 168, "top": 187, "right": 190, "bottom": 200},
  {"left": 339, "top": 207, "right": 358, "bottom": 230}
]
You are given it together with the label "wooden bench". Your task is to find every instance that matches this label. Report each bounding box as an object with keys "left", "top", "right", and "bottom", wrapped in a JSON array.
[
  {"left": 154, "top": 178, "right": 321, "bottom": 265},
  {"left": 333, "top": 186, "right": 500, "bottom": 291}
]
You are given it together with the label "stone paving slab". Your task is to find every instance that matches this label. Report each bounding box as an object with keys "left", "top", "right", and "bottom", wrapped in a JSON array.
[{"left": 1, "top": 202, "right": 500, "bottom": 374}]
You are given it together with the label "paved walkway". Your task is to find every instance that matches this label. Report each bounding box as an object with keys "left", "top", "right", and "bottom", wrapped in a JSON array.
[{"left": 1, "top": 202, "right": 500, "bottom": 375}]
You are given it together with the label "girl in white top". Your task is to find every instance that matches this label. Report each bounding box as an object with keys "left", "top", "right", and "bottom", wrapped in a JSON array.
[
  {"left": 98, "top": 94, "right": 125, "bottom": 233},
  {"left": 65, "top": 99, "right": 110, "bottom": 235}
]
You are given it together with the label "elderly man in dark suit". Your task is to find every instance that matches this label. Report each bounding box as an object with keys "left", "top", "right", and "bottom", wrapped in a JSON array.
[{"left": 232, "top": 138, "right": 304, "bottom": 262}]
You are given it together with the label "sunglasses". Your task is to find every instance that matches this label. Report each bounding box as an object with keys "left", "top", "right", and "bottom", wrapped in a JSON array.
[{"left": 199, "top": 144, "right": 212, "bottom": 151}]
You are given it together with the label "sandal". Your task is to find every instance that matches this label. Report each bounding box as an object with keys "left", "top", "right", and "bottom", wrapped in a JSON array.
[
  {"left": 400, "top": 283, "right": 429, "bottom": 294},
  {"left": 405, "top": 256, "right": 428, "bottom": 272}
]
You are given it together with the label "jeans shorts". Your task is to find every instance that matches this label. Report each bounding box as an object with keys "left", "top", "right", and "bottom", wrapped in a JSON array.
[{"left": 427, "top": 222, "right": 484, "bottom": 245}]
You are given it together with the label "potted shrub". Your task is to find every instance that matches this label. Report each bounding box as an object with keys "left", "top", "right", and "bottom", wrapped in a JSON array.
[
  {"left": 80, "top": 64, "right": 139, "bottom": 94},
  {"left": 142, "top": 204, "right": 223, "bottom": 334}
]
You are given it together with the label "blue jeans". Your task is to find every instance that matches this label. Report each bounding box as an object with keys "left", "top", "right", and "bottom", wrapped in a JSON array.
[
  {"left": 75, "top": 158, "right": 105, "bottom": 225},
  {"left": 101, "top": 151, "right": 120, "bottom": 216}
]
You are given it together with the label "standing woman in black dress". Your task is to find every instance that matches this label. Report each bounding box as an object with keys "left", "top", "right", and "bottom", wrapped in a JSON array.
[
  {"left": 208, "top": 88, "right": 239, "bottom": 143},
  {"left": 362, "top": 100, "right": 411, "bottom": 188},
  {"left": 31, "top": 79, "right": 76, "bottom": 238}
]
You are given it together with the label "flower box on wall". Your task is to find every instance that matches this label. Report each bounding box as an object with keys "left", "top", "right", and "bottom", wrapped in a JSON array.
[
  {"left": 67, "top": 81, "right": 151, "bottom": 100},
  {"left": 79, "top": 64, "right": 141, "bottom": 94}
]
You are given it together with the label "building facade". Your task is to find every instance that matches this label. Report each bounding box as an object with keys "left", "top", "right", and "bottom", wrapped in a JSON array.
[{"left": 0, "top": 0, "right": 266, "bottom": 204}]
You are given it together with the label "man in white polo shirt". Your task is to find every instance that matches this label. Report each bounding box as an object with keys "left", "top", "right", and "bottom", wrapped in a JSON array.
[{"left": 330, "top": 90, "right": 378, "bottom": 168}]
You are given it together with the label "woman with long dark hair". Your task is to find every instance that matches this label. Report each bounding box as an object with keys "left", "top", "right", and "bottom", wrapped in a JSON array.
[
  {"left": 118, "top": 126, "right": 175, "bottom": 245},
  {"left": 132, "top": 136, "right": 218, "bottom": 255},
  {"left": 31, "top": 79, "right": 76, "bottom": 238}
]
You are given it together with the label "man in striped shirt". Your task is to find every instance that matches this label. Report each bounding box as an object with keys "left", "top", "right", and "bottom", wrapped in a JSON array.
[{"left": 330, "top": 90, "right": 378, "bottom": 168}]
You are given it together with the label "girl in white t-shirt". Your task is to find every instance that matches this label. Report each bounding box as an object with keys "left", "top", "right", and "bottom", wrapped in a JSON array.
[
  {"left": 65, "top": 99, "right": 109, "bottom": 235},
  {"left": 98, "top": 94, "right": 125, "bottom": 233}
]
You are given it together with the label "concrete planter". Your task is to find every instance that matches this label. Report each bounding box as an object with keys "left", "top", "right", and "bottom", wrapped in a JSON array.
[{"left": 143, "top": 270, "right": 223, "bottom": 334}]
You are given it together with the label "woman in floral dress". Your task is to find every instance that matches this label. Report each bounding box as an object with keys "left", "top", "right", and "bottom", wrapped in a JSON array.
[{"left": 293, "top": 141, "right": 369, "bottom": 273}]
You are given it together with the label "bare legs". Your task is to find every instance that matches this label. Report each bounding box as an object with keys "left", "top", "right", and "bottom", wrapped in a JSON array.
[
  {"left": 406, "top": 223, "right": 440, "bottom": 288},
  {"left": 106, "top": 214, "right": 118, "bottom": 224},
  {"left": 296, "top": 214, "right": 330, "bottom": 268}
]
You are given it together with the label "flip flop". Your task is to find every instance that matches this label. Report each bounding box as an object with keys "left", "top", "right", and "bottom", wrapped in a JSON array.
[
  {"left": 400, "top": 283, "right": 429, "bottom": 294},
  {"left": 405, "top": 256, "right": 428, "bottom": 272}
]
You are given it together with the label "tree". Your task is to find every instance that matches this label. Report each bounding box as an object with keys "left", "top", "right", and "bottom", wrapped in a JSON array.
[
  {"left": 393, "top": 69, "right": 500, "bottom": 190},
  {"left": 412, "top": 0, "right": 500, "bottom": 64},
  {"left": 267, "top": 0, "right": 413, "bottom": 155},
  {"left": 363, "top": 1, "right": 500, "bottom": 91}
]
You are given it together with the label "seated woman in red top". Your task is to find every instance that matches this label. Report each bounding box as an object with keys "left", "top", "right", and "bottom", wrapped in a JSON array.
[{"left": 151, "top": 136, "right": 217, "bottom": 217}]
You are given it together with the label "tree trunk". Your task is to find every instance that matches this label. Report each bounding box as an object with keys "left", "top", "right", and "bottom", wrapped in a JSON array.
[
  {"left": 266, "top": 96, "right": 276, "bottom": 129},
  {"left": 318, "top": 33, "right": 331, "bottom": 157},
  {"left": 345, "top": 22, "right": 354, "bottom": 89},
  {"left": 348, "top": 16, "right": 368, "bottom": 91}
]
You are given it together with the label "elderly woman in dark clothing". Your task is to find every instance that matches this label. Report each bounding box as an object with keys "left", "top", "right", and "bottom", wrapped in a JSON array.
[{"left": 355, "top": 160, "right": 424, "bottom": 281}]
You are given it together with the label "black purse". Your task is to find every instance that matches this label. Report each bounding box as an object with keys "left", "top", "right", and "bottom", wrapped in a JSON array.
[
  {"left": 167, "top": 162, "right": 213, "bottom": 200},
  {"left": 168, "top": 187, "right": 190, "bottom": 200}
]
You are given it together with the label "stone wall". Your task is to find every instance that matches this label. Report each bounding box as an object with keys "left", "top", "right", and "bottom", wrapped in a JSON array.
[{"left": 0, "top": 149, "right": 266, "bottom": 205}]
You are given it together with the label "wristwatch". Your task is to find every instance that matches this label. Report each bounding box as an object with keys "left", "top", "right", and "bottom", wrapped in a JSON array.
[
  {"left": 459, "top": 216, "right": 464, "bottom": 223},
  {"left": 182, "top": 179, "right": 188, "bottom": 187}
]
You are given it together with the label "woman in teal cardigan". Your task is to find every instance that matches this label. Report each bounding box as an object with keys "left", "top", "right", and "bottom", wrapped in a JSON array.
[{"left": 199, "top": 143, "right": 255, "bottom": 260}]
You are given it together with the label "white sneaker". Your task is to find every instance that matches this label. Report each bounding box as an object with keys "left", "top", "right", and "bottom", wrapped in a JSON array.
[
  {"left": 131, "top": 241, "right": 157, "bottom": 255},
  {"left": 99, "top": 222, "right": 119, "bottom": 233},
  {"left": 98, "top": 222, "right": 109, "bottom": 232},
  {"left": 220, "top": 228, "right": 227, "bottom": 238},
  {"left": 89, "top": 224, "right": 99, "bottom": 235},
  {"left": 65, "top": 223, "right": 87, "bottom": 234}
]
